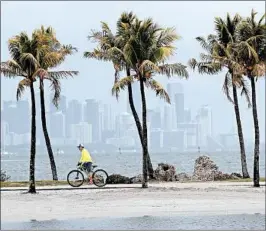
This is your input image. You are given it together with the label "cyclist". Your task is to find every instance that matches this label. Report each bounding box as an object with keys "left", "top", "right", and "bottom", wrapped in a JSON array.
[{"left": 76, "top": 144, "right": 93, "bottom": 184}]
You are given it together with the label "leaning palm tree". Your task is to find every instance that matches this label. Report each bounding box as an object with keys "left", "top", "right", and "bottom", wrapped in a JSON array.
[
  {"left": 113, "top": 17, "right": 188, "bottom": 187},
  {"left": 84, "top": 13, "right": 156, "bottom": 179},
  {"left": 235, "top": 10, "right": 266, "bottom": 187},
  {"left": 33, "top": 26, "right": 78, "bottom": 181},
  {"left": 189, "top": 13, "right": 251, "bottom": 178}
]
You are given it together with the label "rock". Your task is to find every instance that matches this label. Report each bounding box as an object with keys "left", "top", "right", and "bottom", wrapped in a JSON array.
[
  {"left": 154, "top": 163, "right": 176, "bottom": 182},
  {"left": 175, "top": 172, "right": 191, "bottom": 182},
  {"left": 192, "top": 156, "right": 219, "bottom": 181},
  {"left": 130, "top": 174, "right": 142, "bottom": 184},
  {"left": 106, "top": 174, "right": 131, "bottom": 184},
  {"left": 0, "top": 170, "right": 10, "bottom": 182},
  {"left": 230, "top": 172, "right": 242, "bottom": 179}
]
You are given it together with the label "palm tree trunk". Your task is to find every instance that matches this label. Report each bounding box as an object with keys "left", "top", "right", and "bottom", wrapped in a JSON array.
[
  {"left": 40, "top": 79, "right": 58, "bottom": 181},
  {"left": 232, "top": 84, "right": 250, "bottom": 178},
  {"left": 139, "top": 77, "right": 148, "bottom": 188},
  {"left": 249, "top": 75, "right": 260, "bottom": 187},
  {"left": 28, "top": 81, "right": 36, "bottom": 193},
  {"left": 127, "top": 69, "right": 154, "bottom": 179}
]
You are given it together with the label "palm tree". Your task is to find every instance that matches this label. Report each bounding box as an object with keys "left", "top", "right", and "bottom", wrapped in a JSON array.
[
  {"left": 113, "top": 17, "right": 188, "bottom": 187},
  {"left": 189, "top": 13, "right": 251, "bottom": 178},
  {"left": 1, "top": 27, "right": 79, "bottom": 192},
  {"left": 1, "top": 32, "right": 46, "bottom": 193},
  {"left": 235, "top": 10, "right": 266, "bottom": 187},
  {"left": 34, "top": 26, "right": 78, "bottom": 181},
  {"left": 84, "top": 13, "right": 157, "bottom": 179}
]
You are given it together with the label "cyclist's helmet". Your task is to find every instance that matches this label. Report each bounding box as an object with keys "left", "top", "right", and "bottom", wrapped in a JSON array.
[{"left": 77, "top": 144, "right": 84, "bottom": 149}]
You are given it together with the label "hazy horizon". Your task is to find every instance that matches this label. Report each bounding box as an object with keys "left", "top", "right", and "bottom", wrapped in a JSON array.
[{"left": 1, "top": 1, "right": 265, "bottom": 141}]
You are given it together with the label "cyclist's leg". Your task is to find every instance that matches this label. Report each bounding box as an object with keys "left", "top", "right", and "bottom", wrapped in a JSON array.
[{"left": 86, "top": 162, "right": 93, "bottom": 184}]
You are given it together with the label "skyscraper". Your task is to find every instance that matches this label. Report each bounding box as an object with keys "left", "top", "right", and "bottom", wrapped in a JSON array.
[
  {"left": 66, "top": 99, "right": 82, "bottom": 137},
  {"left": 196, "top": 105, "right": 213, "bottom": 148},
  {"left": 71, "top": 122, "right": 92, "bottom": 144},
  {"left": 167, "top": 82, "right": 184, "bottom": 127},
  {"left": 83, "top": 99, "right": 100, "bottom": 143},
  {"left": 50, "top": 111, "right": 66, "bottom": 138}
]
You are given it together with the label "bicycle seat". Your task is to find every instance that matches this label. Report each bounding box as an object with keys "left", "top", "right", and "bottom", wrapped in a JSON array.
[{"left": 92, "top": 165, "right": 97, "bottom": 168}]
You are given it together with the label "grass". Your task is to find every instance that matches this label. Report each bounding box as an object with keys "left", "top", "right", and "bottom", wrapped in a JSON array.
[
  {"left": 0, "top": 180, "right": 68, "bottom": 188},
  {"left": 1, "top": 178, "right": 265, "bottom": 188}
]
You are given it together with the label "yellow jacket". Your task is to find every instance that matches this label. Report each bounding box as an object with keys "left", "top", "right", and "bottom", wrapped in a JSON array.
[{"left": 79, "top": 148, "right": 92, "bottom": 163}]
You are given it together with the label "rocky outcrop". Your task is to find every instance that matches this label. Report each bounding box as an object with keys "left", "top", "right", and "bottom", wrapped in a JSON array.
[
  {"left": 130, "top": 174, "right": 142, "bottom": 184},
  {"left": 192, "top": 155, "right": 242, "bottom": 181},
  {"left": 154, "top": 163, "right": 176, "bottom": 182},
  {"left": 0, "top": 170, "right": 10, "bottom": 182},
  {"left": 192, "top": 155, "right": 219, "bottom": 181},
  {"left": 106, "top": 174, "right": 131, "bottom": 184},
  {"left": 175, "top": 172, "right": 191, "bottom": 182}
]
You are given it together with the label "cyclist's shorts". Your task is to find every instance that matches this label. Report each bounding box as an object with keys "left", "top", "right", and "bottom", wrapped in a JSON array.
[{"left": 82, "top": 162, "right": 92, "bottom": 172}]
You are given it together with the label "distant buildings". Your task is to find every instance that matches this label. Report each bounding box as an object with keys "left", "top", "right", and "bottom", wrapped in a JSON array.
[{"left": 1, "top": 82, "right": 230, "bottom": 152}]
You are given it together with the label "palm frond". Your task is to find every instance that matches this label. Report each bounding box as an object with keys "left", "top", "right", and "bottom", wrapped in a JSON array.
[
  {"left": 158, "top": 63, "right": 188, "bottom": 78},
  {"left": 145, "top": 79, "right": 170, "bottom": 103},
  {"left": 16, "top": 78, "right": 31, "bottom": 101},
  {"left": 222, "top": 71, "right": 234, "bottom": 104},
  {"left": 240, "top": 78, "right": 252, "bottom": 108},
  {"left": 111, "top": 76, "right": 134, "bottom": 99},
  {"left": 47, "top": 71, "right": 79, "bottom": 79}
]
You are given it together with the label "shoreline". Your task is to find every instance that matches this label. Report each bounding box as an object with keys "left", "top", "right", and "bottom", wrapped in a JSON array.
[
  {"left": 1, "top": 177, "right": 265, "bottom": 189},
  {"left": 2, "top": 182, "right": 265, "bottom": 223}
]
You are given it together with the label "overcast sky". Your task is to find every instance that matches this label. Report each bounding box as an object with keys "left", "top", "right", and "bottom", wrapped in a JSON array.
[{"left": 1, "top": 1, "right": 265, "bottom": 141}]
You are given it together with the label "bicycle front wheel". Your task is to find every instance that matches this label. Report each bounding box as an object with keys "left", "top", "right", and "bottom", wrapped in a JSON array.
[
  {"left": 67, "top": 170, "right": 84, "bottom": 187},
  {"left": 92, "top": 169, "right": 108, "bottom": 187}
]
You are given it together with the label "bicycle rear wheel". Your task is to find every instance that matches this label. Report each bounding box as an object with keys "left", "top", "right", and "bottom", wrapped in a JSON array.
[
  {"left": 92, "top": 169, "right": 108, "bottom": 187},
  {"left": 67, "top": 170, "right": 84, "bottom": 187}
]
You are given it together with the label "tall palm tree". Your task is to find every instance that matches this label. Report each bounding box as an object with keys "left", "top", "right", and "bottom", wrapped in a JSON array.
[
  {"left": 84, "top": 13, "right": 157, "bottom": 179},
  {"left": 1, "top": 27, "right": 79, "bottom": 192},
  {"left": 235, "top": 10, "right": 266, "bottom": 187},
  {"left": 114, "top": 17, "right": 188, "bottom": 187},
  {"left": 1, "top": 32, "right": 47, "bottom": 193},
  {"left": 189, "top": 13, "right": 252, "bottom": 178},
  {"left": 34, "top": 26, "right": 78, "bottom": 181}
]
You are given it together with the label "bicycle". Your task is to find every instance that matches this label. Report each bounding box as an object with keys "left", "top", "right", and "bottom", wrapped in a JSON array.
[{"left": 67, "top": 164, "right": 108, "bottom": 188}]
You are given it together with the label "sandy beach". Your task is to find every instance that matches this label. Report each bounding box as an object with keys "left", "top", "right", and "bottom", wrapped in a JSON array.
[{"left": 1, "top": 181, "right": 265, "bottom": 223}]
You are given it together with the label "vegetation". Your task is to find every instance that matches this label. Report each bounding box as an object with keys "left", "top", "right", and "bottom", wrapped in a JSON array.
[
  {"left": 1, "top": 26, "right": 78, "bottom": 193},
  {"left": 189, "top": 9, "right": 265, "bottom": 187},
  {"left": 0, "top": 170, "right": 10, "bottom": 182},
  {"left": 1, "top": 9, "right": 264, "bottom": 191},
  {"left": 85, "top": 12, "right": 188, "bottom": 188},
  {"left": 189, "top": 13, "right": 251, "bottom": 178}
]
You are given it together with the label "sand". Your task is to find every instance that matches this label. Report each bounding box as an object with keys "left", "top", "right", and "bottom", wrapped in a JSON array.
[{"left": 1, "top": 182, "right": 265, "bottom": 222}]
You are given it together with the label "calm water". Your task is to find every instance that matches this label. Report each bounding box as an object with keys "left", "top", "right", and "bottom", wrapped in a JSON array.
[
  {"left": 1, "top": 214, "right": 265, "bottom": 230},
  {"left": 1, "top": 151, "right": 265, "bottom": 181}
]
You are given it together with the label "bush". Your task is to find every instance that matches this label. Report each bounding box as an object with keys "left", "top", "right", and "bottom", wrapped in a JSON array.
[{"left": 1, "top": 170, "right": 10, "bottom": 182}]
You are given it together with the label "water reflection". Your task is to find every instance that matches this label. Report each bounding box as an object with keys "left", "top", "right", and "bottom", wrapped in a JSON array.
[{"left": 2, "top": 214, "right": 265, "bottom": 230}]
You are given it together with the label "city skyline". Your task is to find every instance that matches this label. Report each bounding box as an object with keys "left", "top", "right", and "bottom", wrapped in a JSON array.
[
  {"left": 1, "top": 1, "right": 265, "bottom": 147},
  {"left": 1, "top": 81, "right": 264, "bottom": 153}
]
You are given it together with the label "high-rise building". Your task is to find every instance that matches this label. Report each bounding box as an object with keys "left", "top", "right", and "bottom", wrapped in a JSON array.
[
  {"left": 50, "top": 111, "right": 66, "bottom": 138},
  {"left": 184, "top": 108, "right": 191, "bottom": 123},
  {"left": 163, "top": 104, "right": 172, "bottom": 131},
  {"left": 71, "top": 122, "right": 92, "bottom": 144},
  {"left": 167, "top": 82, "right": 184, "bottom": 128},
  {"left": 66, "top": 100, "right": 82, "bottom": 137},
  {"left": 1, "top": 121, "right": 9, "bottom": 149},
  {"left": 2, "top": 101, "right": 17, "bottom": 134},
  {"left": 83, "top": 99, "right": 100, "bottom": 142},
  {"left": 196, "top": 105, "right": 212, "bottom": 148}
]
